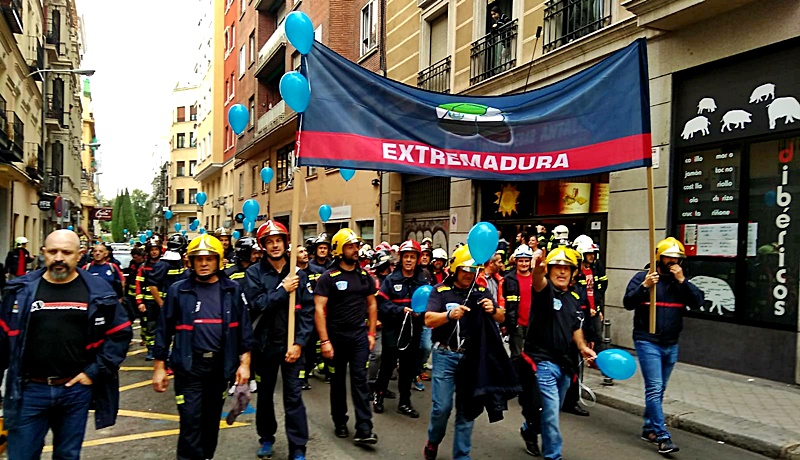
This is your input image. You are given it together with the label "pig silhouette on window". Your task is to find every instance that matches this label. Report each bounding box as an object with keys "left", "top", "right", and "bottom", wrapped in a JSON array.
[
  {"left": 681, "top": 116, "right": 710, "bottom": 140},
  {"left": 721, "top": 110, "right": 752, "bottom": 132},
  {"left": 697, "top": 98, "right": 717, "bottom": 114},
  {"left": 749, "top": 83, "right": 775, "bottom": 103},
  {"left": 767, "top": 97, "right": 800, "bottom": 130}
]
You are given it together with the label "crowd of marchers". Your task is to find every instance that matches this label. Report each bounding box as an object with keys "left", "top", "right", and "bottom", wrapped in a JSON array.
[{"left": 0, "top": 222, "right": 703, "bottom": 460}]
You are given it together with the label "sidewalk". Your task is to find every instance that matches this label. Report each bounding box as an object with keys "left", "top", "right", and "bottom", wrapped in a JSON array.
[{"left": 584, "top": 360, "right": 800, "bottom": 459}]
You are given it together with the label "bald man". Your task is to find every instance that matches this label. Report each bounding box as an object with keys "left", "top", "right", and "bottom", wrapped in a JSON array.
[{"left": 0, "top": 229, "right": 133, "bottom": 459}]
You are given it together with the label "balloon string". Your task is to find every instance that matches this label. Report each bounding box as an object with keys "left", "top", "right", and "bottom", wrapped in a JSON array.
[
  {"left": 578, "top": 358, "right": 597, "bottom": 407},
  {"left": 397, "top": 311, "right": 413, "bottom": 350}
]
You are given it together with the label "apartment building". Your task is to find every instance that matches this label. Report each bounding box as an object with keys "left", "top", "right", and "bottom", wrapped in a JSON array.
[
  {"left": 165, "top": 83, "right": 200, "bottom": 235},
  {"left": 79, "top": 76, "right": 98, "bottom": 235},
  {"left": 384, "top": 0, "right": 800, "bottom": 382}
]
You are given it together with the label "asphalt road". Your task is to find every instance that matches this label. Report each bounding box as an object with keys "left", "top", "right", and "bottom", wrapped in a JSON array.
[{"left": 38, "top": 343, "right": 768, "bottom": 460}]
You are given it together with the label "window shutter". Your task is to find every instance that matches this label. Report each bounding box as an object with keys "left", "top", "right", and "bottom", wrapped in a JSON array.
[{"left": 429, "top": 14, "right": 448, "bottom": 65}]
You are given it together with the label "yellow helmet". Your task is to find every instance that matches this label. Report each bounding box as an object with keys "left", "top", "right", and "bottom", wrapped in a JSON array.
[
  {"left": 545, "top": 247, "right": 578, "bottom": 268},
  {"left": 656, "top": 237, "right": 685, "bottom": 259},
  {"left": 186, "top": 234, "right": 225, "bottom": 260},
  {"left": 330, "top": 228, "right": 361, "bottom": 258},
  {"left": 449, "top": 245, "right": 478, "bottom": 273}
]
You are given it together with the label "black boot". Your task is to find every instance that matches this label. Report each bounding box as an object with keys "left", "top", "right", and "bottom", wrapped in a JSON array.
[
  {"left": 397, "top": 402, "right": 419, "bottom": 418},
  {"left": 373, "top": 392, "right": 385, "bottom": 413}
]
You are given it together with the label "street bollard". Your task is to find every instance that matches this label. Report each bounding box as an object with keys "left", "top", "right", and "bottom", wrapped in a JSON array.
[{"left": 602, "top": 318, "right": 614, "bottom": 386}]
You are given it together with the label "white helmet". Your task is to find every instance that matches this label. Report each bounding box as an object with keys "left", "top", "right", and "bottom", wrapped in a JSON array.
[
  {"left": 574, "top": 235, "right": 598, "bottom": 256},
  {"left": 512, "top": 244, "right": 534, "bottom": 259},
  {"left": 552, "top": 225, "right": 569, "bottom": 240},
  {"left": 432, "top": 248, "right": 448, "bottom": 260},
  {"left": 15, "top": 236, "right": 28, "bottom": 246}
]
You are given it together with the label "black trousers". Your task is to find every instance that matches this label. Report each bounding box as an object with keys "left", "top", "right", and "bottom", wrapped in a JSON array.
[
  {"left": 302, "top": 329, "right": 319, "bottom": 380},
  {"left": 375, "top": 318, "right": 420, "bottom": 405},
  {"left": 330, "top": 333, "right": 372, "bottom": 433},
  {"left": 173, "top": 355, "right": 228, "bottom": 460},
  {"left": 515, "top": 355, "right": 542, "bottom": 435},
  {"left": 255, "top": 347, "right": 308, "bottom": 453}
]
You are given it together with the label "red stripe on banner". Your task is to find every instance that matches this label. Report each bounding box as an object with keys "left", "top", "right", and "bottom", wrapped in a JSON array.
[
  {"left": 298, "top": 131, "right": 652, "bottom": 176},
  {"left": 194, "top": 318, "right": 223, "bottom": 324},
  {"left": 106, "top": 321, "right": 132, "bottom": 335},
  {"left": 640, "top": 302, "right": 684, "bottom": 308},
  {"left": 229, "top": 322, "right": 239, "bottom": 328},
  {"left": 86, "top": 339, "right": 104, "bottom": 350},
  {"left": 176, "top": 324, "right": 194, "bottom": 331}
]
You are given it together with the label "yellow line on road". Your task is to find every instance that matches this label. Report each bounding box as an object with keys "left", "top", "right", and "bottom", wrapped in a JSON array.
[
  {"left": 42, "top": 421, "right": 249, "bottom": 451},
  {"left": 119, "top": 366, "right": 153, "bottom": 371},
  {"left": 117, "top": 409, "right": 179, "bottom": 421},
  {"left": 118, "top": 376, "right": 171, "bottom": 392},
  {"left": 126, "top": 348, "right": 147, "bottom": 356}
]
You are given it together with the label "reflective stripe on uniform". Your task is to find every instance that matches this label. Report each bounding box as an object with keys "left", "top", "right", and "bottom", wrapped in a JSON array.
[
  {"left": 506, "top": 295, "right": 519, "bottom": 301},
  {"left": 229, "top": 272, "right": 245, "bottom": 280}
]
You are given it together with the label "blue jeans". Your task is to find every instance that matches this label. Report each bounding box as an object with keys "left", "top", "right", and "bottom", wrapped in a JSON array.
[
  {"left": 536, "top": 361, "right": 572, "bottom": 460},
  {"left": 7, "top": 382, "right": 93, "bottom": 460},
  {"left": 418, "top": 327, "right": 432, "bottom": 373},
  {"left": 427, "top": 348, "right": 474, "bottom": 460},
  {"left": 635, "top": 340, "right": 679, "bottom": 441}
]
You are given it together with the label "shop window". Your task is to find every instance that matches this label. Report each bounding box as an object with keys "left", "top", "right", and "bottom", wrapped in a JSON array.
[
  {"left": 403, "top": 176, "right": 450, "bottom": 214},
  {"left": 276, "top": 143, "right": 293, "bottom": 190},
  {"left": 674, "top": 137, "right": 800, "bottom": 329}
]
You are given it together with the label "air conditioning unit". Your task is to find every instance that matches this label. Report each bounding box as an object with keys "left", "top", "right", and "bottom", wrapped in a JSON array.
[
  {"left": 211, "top": 199, "right": 219, "bottom": 208},
  {"left": 224, "top": 205, "right": 233, "bottom": 217}
]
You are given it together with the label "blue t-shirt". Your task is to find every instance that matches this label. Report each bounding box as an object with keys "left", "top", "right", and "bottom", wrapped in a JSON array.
[{"left": 192, "top": 282, "right": 223, "bottom": 353}]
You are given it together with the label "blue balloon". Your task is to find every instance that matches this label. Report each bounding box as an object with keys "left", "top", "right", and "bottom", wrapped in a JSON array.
[
  {"left": 340, "top": 168, "right": 355, "bottom": 181},
  {"left": 227, "top": 103, "right": 249, "bottom": 135},
  {"left": 596, "top": 349, "right": 637, "bottom": 380},
  {"left": 411, "top": 285, "right": 433, "bottom": 314},
  {"left": 467, "top": 222, "right": 499, "bottom": 265},
  {"left": 181, "top": 230, "right": 187, "bottom": 235},
  {"left": 232, "top": 230, "right": 241, "bottom": 240},
  {"left": 146, "top": 230, "right": 153, "bottom": 238},
  {"left": 260, "top": 167, "right": 274, "bottom": 184},
  {"left": 243, "top": 199, "right": 260, "bottom": 221},
  {"left": 284, "top": 11, "right": 314, "bottom": 55},
  {"left": 279, "top": 71, "right": 311, "bottom": 113},
  {"left": 139, "top": 234, "right": 146, "bottom": 243},
  {"left": 195, "top": 192, "right": 207, "bottom": 206},
  {"left": 243, "top": 219, "right": 255, "bottom": 233},
  {"left": 174, "top": 223, "right": 182, "bottom": 231},
  {"left": 189, "top": 222, "right": 198, "bottom": 231},
  {"left": 129, "top": 239, "right": 135, "bottom": 245},
  {"left": 319, "top": 204, "right": 332, "bottom": 223},
  {"left": 123, "top": 228, "right": 128, "bottom": 234},
  {"left": 67, "top": 225, "right": 74, "bottom": 231},
  {"left": 164, "top": 210, "right": 173, "bottom": 220},
  {"left": 193, "top": 218, "right": 200, "bottom": 226},
  {"left": 199, "top": 228, "right": 206, "bottom": 235}
]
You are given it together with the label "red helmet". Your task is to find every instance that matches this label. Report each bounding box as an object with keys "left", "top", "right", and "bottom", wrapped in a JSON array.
[
  {"left": 375, "top": 241, "right": 392, "bottom": 252},
  {"left": 398, "top": 240, "right": 421, "bottom": 254},
  {"left": 256, "top": 220, "right": 289, "bottom": 245}
]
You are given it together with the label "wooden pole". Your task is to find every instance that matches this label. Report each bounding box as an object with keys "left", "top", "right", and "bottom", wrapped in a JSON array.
[
  {"left": 287, "top": 166, "right": 304, "bottom": 348},
  {"left": 646, "top": 166, "right": 657, "bottom": 334}
]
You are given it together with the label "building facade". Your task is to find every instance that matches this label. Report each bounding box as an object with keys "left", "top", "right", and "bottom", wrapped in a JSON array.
[
  {"left": 79, "top": 76, "right": 99, "bottom": 235},
  {"left": 165, "top": 84, "right": 200, "bottom": 235},
  {"left": 384, "top": 0, "right": 800, "bottom": 382}
]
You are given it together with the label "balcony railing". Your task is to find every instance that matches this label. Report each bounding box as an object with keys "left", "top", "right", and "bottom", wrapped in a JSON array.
[
  {"left": 470, "top": 20, "right": 518, "bottom": 85},
  {"left": 257, "top": 100, "right": 293, "bottom": 133},
  {"left": 256, "top": 23, "right": 287, "bottom": 78},
  {"left": 418, "top": 56, "right": 451, "bottom": 94},
  {"left": 44, "top": 168, "right": 62, "bottom": 194},
  {"left": 46, "top": 93, "right": 67, "bottom": 128},
  {"left": 1, "top": 0, "right": 24, "bottom": 34},
  {"left": 0, "top": 96, "right": 8, "bottom": 148},
  {"left": 26, "top": 37, "right": 44, "bottom": 80},
  {"left": 543, "top": 0, "right": 611, "bottom": 53},
  {"left": 45, "top": 10, "right": 64, "bottom": 56}
]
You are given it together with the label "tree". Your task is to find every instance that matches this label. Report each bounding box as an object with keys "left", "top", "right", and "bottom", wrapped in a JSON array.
[
  {"left": 122, "top": 190, "right": 139, "bottom": 237},
  {"left": 110, "top": 194, "right": 123, "bottom": 242},
  {"left": 130, "top": 189, "right": 153, "bottom": 231}
]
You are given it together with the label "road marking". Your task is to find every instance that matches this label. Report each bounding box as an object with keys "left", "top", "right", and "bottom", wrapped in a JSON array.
[
  {"left": 117, "top": 409, "right": 180, "bottom": 421},
  {"left": 41, "top": 421, "right": 249, "bottom": 451},
  {"left": 119, "top": 366, "right": 154, "bottom": 371},
  {"left": 126, "top": 348, "right": 147, "bottom": 356},
  {"left": 118, "top": 376, "right": 171, "bottom": 392}
]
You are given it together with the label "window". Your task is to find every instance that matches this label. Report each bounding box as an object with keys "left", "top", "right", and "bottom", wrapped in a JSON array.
[
  {"left": 176, "top": 189, "right": 185, "bottom": 204},
  {"left": 249, "top": 96, "right": 255, "bottom": 128},
  {"left": 230, "top": 72, "right": 235, "bottom": 98},
  {"left": 307, "top": 166, "right": 317, "bottom": 177},
  {"left": 231, "top": 25, "right": 236, "bottom": 51},
  {"left": 225, "top": 126, "right": 231, "bottom": 149},
  {"left": 292, "top": 52, "right": 301, "bottom": 71},
  {"left": 190, "top": 105, "right": 197, "bottom": 121},
  {"left": 360, "top": 1, "right": 378, "bottom": 55},
  {"left": 189, "top": 188, "right": 198, "bottom": 204},
  {"left": 176, "top": 161, "right": 186, "bottom": 177},
  {"left": 251, "top": 165, "right": 258, "bottom": 195},
  {"left": 276, "top": 143, "right": 293, "bottom": 189},
  {"left": 261, "top": 159, "right": 270, "bottom": 192},
  {"left": 358, "top": 220, "right": 375, "bottom": 247},
  {"left": 238, "top": 172, "right": 245, "bottom": 198},
  {"left": 249, "top": 32, "right": 255, "bottom": 64},
  {"left": 225, "top": 78, "right": 230, "bottom": 99},
  {"left": 189, "top": 160, "right": 197, "bottom": 176},
  {"left": 176, "top": 106, "right": 186, "bottom": 122},
  {"left": 240, "top": 0, "right": 245, "bottom": 16},
  {"left": 543, "top": 0, "right": 610, "bottom": 53},
  {"left": 224, "top": 27, "right": 230, "bottom": 54},
  {"left": 239, "top": 45, "right": 246, "bottom": 76},
  {"left": 189, "top": 132, "right": 196, "bottom": 148},
  {"left": 176, "top": 133, "right": 186, "bottom": 149}
]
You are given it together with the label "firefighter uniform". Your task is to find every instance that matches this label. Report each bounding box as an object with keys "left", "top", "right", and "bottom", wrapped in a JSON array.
[
  {"left": 122, "top": 256, "right": 143, "bottom": 322},
  {"left": 136, "top": 258, "right": 159, "bottom": 349}
]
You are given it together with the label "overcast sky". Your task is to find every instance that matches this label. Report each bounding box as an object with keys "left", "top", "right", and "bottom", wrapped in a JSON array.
[{"left": 77, "top": 0, "right": 200, "bottom": 199}]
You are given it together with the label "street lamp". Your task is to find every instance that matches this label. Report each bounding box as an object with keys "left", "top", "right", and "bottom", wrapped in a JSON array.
[{"left": 26, "top": 68, "right": 96, "bottom": 78}]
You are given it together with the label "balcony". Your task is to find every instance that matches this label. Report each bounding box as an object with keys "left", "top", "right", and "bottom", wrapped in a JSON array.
[
  {"left": 26, "top": 37, "right": 44, "bottom": 80},
  {"left": 46, "top": 93, "right": 68, "bottom": 128},
  {"left": 24, "top": 142, "right": 43, "bottom": 180},
  {"left": 418, "top": 56, "right": 451, "bottom": 94},
  {"left": 255, "top": 24, "right": 287, "bottom": 79},
  {"left": 543, "top": 0, "right": 611, "bottom": 53},
  {"left": 0, "top": 96, "right": 8, "bottom": 152},
  {"left": 43, "top": 168, "right": 62, "bottom": 194},
  {"left": 45, "top": 10, "right": 64, "bottom": 57},
  {"left": 0, "top": 0, "right": 23, "bottom": 34},
  {"left": 0, "top": 111, "right": 23, "bottom": 163},
  {"left": 470, "top": 20, "right": 518, "bottom": 86},
  {"left": 622, "top": 0, "right": 757, "bottom": 31},
  {"left": 257, "top": 100, "right": 295, "bottom": 134}
]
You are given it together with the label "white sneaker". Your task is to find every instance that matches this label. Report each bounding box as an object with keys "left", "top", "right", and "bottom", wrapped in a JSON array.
[
  {"left": 227, "top": 385, "right": 235, "bottom": 396},
  {"left": 249, "top": 380, "right": 258, "bottom": 393}
]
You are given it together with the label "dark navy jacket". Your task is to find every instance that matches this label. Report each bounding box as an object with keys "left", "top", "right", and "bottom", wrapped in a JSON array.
[
  {"left": 244, "top": 259, "right": 315, "bottom": 353},
  {"left": 377, "top": 268, "right": 428, "bottom": 347},
  {"left": 224, "top": 262, "right": 250, "bottom": 287},
  {"left": 0, "top": 269, "right": 133, "bottom": 430},
  {"left": 145, "top": 258, "right": 188, "bottom": 300},
  {"left": 623, "top": 270, "right": 704, "bottom": 346},
  {"left": 154, "top": 275, "right": 254, "bottom": 378},
  {"left": 309, "top": 257, "right": 333, "bottom": 273}
]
